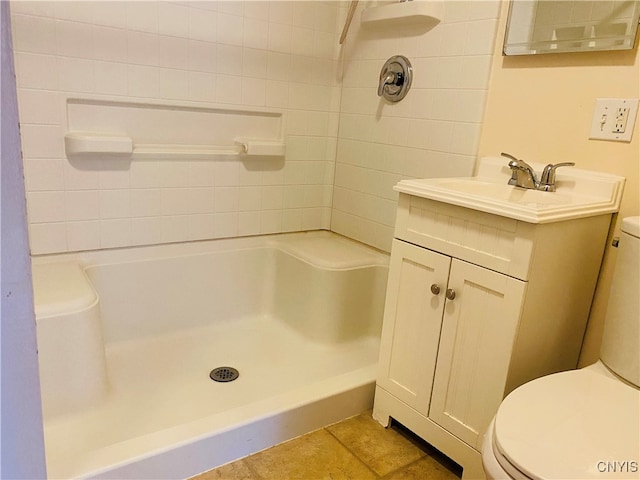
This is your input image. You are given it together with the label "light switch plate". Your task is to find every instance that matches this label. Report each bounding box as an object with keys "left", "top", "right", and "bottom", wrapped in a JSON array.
[{"left": 589, "top": 98, "right": 639, "bottom": 142}]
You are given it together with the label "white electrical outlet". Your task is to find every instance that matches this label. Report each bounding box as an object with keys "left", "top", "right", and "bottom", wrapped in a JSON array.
[
  {"left": 589, "top": 98, "right": 639, "bottom": 142},
  {"left": 613, "top": 107, "right": 630, "bottom": 133}
]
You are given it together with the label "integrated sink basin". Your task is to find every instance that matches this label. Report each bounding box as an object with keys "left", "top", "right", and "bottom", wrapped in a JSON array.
[{"left": 394, "top": 156, "right": 625, "bottom": 223}]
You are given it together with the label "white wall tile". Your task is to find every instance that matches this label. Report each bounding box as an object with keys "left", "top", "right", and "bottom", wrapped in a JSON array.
[
  {"left": 282, "top": 208, "right": 302, "bottom": 231},
  {"left": 56, "top": 20, "right": 94, "bottom": 58},
  {"left": 291, "top": 55, "right": 315, "bottom": 84},
  {"left": 91, "top": 1, "right": 128, "bottom": 29},
  {"left": 100, "top": 218, "right": 132, "bottom": 248},
  {"left": 186, "top": 161, "right": 217, "bottom": 188},
  {"left": 126, "top": 2, "right": 159, "bottom": 34},
  {"left": 130, "top": 189, "right": 163, "bottom": 217},
  {"left": 127, "top": 30, "right": 159, "bottom": 66},
  {"left": 238, "top": 186, "right": 261, "bottom": 211},
  {"left": 67, "top": 221, "right": 101, "bottom": 251},
  {"left": 54, "top": 1, "right": 94, "bottom": 23},
  {"left": 65, "top": 191, "right": 100, "bottom": 221},
  {"left": 213, "top": 212, "right": 238, "bottom": 238},
  {"left": 266, "top": 80, "right": 289, "bottom": 108},
  {"left": 159, "top": 36, "right": 190, "bottom": 69},
  {"left": 214, "top": 187, "right": 239, "bottom": 212},
  {"left": 260, "top": 209, "right": 282, "bottom": 234},
  {"left": 217, "top": 44, "right": 243, "bottom": 75},
  {"left": 189, "top": 214, "right": 216, "bottom": 240},
  {"left": 64, "top": 160, "right": 100, "bottom": 190},
  {"left": 93, "top": 26, "right": 128, "bottom": 63},
  {"left": 161, "top": 187, "right": 215, "bottom": 215},
  {"left": 189, "top": 7, "right": 217, "bottom": 42},
  {"left": 218, "top": 1, "right": 244, "bottom": 17},
  {"left": 29, "top": 223, "right": 67, "bottom": 254},
  {"left": 159, "top": 68, "right": 190, "bottom": 100},
  {"left": 188, "top": 71, "right": 217, "bottom": 102},
  {"left": 244, "top": 2, "right": 269, "bottom": 20},
  {"left": 313, "top": 30, "right": 334, "bottom": 59},
  {"left": 465, "top": 19, "right": 499, "bottom": 55},
  {"left": 242, "top": 48, "right": 267, "bottom": 78},
  {"left": 158, "top": 2, "right": 190, "bottom": 38},
  {"left": 24, "top": 159, "right": 64, "bottom": 192},
  {"left": 10, "top": 1, "right": 55, "bottom": 18},
  {"left": 241, "top": 77, "right": 266, "bottom": 106},
  {"left": 20, "top": 125, "right": 64, "bottom": 158},
  {"left": 291, "top": 27, "right": 314, "bottom": 56},
  {"left": 269, "top": 2, "right": 293, "bottom": 25},
  {"left": 217, "top": 13, "right": 244, "bottom": 46},
  {"left": 188, "top": 40, "right": 217, "bottom": 72},
  {"left": 100, "top": 190, "right": 131, "bottom": 219},
  {"left": 191, "top": 2, "right": 219, "bottom": 13},
  {"left": 215, "top": 74, "right": 242, "bottom": 104},
  {"left": 128, "top": 64, "right": 160, "bottom": 97},
  {"left": 438, "top": 22, "right": 469, "bottom": 57},
  {"left": 28, "top": 191, "right": 66, "bottom": 223},
  {"left": 268, "top": 22, "right": 291, "bottom": 53},
  {"left": 11, "top": 14, "right": 56, "bottom": 55},
  {"left": 243, "top": 17, "right": 269, "bottom": 49},
  {"left": 17, "top": 89, "right": 63, "bottom": 125},
  {"left": 266, "top": 51, "right": 290, "bottom": 81},
  {"left": 15, "top": 53, "right": 59, "bottom": 90},
  {"left": 57, "top": 56, "right": 94, "bottom": 93},
  {"left": 131, "top": 217, "right": 163, "bottom": 245},
  {"left": 94, "top": 61, "right": 128, "bottom": 96},
  {"left": 238, "top": 211, "right": 261, "bottom": 235}
]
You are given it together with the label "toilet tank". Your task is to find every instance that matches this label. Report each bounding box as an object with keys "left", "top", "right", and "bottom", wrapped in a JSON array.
[{"left": 600, "top": 216, "right": 640, "bottom": 388}]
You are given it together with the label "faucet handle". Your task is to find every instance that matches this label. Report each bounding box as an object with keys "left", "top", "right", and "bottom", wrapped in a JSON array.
[
  {"left": 501, "top": 152, "right": 519, "bottom": 163},
  {"left": 540, "top": 162, "right": 575, "bottom": 190},
  {"left": 501, "top": 152, "right": 522, "bottom": 185}
]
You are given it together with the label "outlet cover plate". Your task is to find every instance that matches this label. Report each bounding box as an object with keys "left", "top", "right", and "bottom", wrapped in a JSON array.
[{"left": 589, "top": 98, "right": 639, "bottom": 142}]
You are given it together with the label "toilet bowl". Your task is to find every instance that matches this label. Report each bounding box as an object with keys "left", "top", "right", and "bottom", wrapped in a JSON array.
[{"left": 482, "top": 217, "right": 640, "bottom": 480}]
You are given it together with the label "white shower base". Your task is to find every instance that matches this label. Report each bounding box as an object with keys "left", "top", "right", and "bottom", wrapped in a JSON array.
[{"left": 32, "top": 231, "right": 389, "bottom": 479}]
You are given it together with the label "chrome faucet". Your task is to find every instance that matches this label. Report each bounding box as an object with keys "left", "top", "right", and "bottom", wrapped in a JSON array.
[{"left": 501, "top": 153, "right": 574, "bottom": 192}]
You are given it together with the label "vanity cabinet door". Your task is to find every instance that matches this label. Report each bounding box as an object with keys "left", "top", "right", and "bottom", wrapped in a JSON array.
[
  {"left": 429, "top": 259, "right": 526, "bottom": 450},
  {"left": 377, "top": 239, "right": 451, "bottom": 416}
]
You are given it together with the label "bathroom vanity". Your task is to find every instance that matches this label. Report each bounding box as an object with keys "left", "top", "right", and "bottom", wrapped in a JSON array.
[{"left": 372, "top": 156, "right": 625, "bottom": 479}]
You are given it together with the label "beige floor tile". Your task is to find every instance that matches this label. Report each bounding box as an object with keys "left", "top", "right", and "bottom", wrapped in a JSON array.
[
  {"left": 326, "top": 412, "right": 426, "bottom": 476},
  {"left": 384, "top": 456, "right": 461, "bottom": 480},
  {"left": 191, "top": 459, "right": 258, "bottom": 480},
  {"left": 244, "top": 428, "right": 377, "bottom": 480}
]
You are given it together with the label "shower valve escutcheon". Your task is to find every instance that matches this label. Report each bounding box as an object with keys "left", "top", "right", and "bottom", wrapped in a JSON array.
[{"left": 378, "top": 55, "right": 413, "bottom": 102}]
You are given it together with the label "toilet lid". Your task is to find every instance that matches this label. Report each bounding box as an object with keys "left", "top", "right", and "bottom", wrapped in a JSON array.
[{"left": 494, "top": 368, "right": 640, "bottom": 480}]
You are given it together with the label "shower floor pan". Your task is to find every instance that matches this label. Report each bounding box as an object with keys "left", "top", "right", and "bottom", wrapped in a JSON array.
[{"left": 34, "top": 232, "right": 388, "bottom": 479}]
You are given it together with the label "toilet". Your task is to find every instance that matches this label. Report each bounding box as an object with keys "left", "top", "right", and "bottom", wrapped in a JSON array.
[{"left": 482, "top": 216, "right": 640, "bottom": 480}]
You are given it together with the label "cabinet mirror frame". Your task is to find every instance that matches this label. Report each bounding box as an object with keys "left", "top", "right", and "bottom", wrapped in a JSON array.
[{"left": 503, "top": 0, "right": 640, "bottom": 56}]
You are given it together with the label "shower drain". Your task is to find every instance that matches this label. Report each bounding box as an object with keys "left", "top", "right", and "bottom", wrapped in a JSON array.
[{"left": 209, "top": 366, "right": 239, "bottom": 383}]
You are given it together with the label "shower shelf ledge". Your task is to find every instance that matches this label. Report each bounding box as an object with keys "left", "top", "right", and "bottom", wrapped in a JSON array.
[
  {"left": 361, "top": 1, "right": 442, "bottom": 29},
  {"left": 64, "top": 133, "right": 286, "bottom": 159}
]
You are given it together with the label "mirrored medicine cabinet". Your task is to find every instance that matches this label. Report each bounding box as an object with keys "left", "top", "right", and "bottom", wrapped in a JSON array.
[{"left": 503, "top": 0, "right": 640, "bottom": 55}]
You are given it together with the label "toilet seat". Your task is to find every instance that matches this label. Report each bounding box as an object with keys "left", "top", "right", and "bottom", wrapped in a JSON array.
[{"left": 491, "top": 364, "right": 639, "bottom": 480}]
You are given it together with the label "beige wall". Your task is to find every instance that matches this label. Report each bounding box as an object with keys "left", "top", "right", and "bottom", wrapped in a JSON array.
[{"left": 478, "top": 1, "right": 640, "bottom": 365}]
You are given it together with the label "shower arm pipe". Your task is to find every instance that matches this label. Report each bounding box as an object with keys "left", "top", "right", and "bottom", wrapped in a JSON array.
[{"left": 339, "top": 0, "right": 359, "bottom": 44}]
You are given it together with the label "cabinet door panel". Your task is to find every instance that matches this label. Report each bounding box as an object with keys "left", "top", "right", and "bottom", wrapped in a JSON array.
[
  {"left": 429, "top": 259, "right": 526, "bottom": 450},
  {"left": 377, "top": 240, "right": 451, "bottom": 415}
]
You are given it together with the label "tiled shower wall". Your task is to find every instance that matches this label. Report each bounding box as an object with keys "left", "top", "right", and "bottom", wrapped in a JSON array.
[
  {"left": 332, "top": 1, "right": 500, "bottom": 252},
  {"left": 11, "top": 1, "right": 342, "bottom": 254},
  {"left": 12, "top": 0, "right": 500, "bottom": 255}
]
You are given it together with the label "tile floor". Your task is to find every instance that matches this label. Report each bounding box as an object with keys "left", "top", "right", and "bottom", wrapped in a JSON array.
[{"left": 190, "top": 411, "right": 462, "bottom": 480}]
